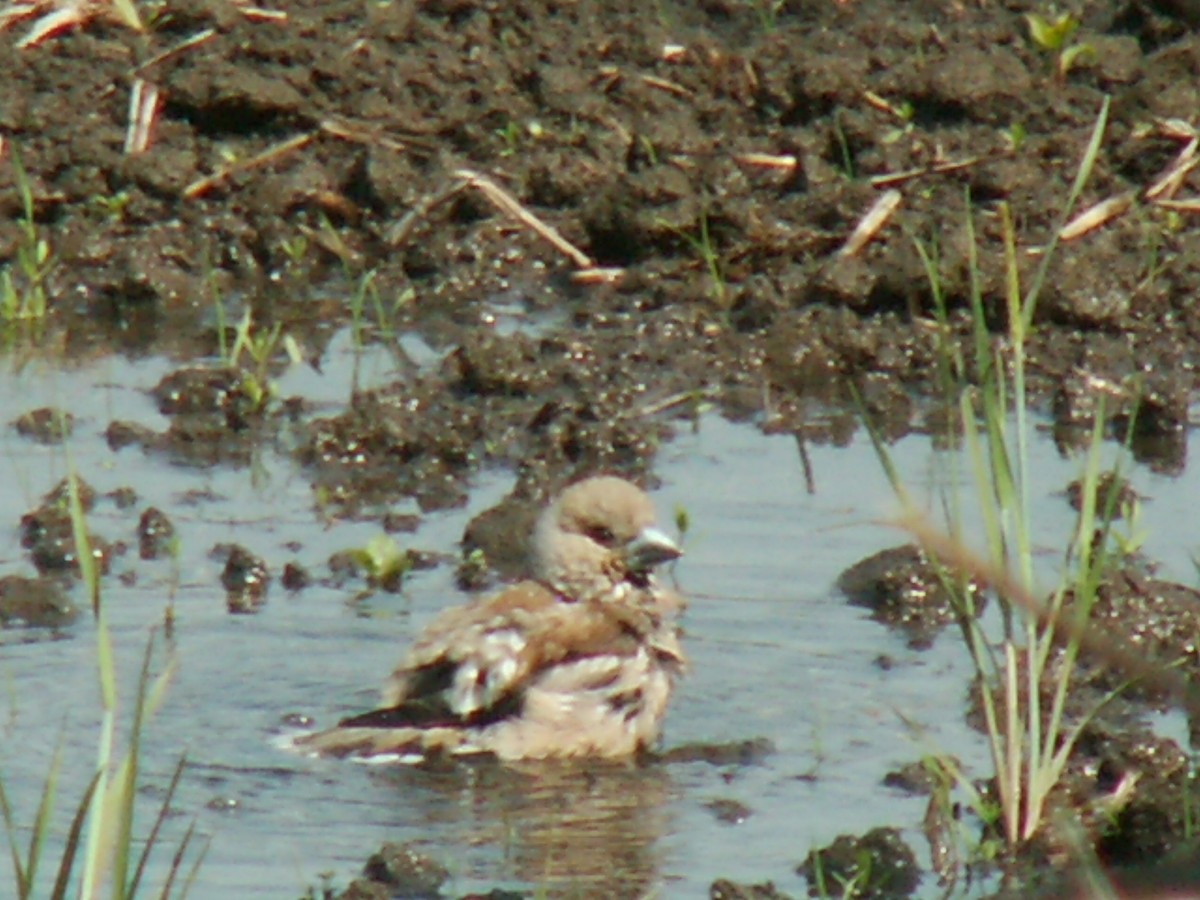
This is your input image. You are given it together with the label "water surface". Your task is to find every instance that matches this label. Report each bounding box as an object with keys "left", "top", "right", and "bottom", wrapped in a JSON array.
[{"left": 0, "top": 346, "right": 1196, "bottom": 898}]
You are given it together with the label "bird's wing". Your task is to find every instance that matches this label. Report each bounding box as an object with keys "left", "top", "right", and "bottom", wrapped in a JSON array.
[{"left": 380, "top": 580, "right": 655, "bottom": 719}]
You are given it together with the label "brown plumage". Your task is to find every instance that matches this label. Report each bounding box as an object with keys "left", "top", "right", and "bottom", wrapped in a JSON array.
[{"left": 294, "top": 476, "right": 686, "bottom": 762}]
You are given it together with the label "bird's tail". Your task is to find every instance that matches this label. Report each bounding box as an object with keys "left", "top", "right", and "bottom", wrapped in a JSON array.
[{"left": 292, "top": 723, "right": 476, "bottom": 762}]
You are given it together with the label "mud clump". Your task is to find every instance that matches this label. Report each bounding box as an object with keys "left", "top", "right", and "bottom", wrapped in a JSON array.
[
  {"left": 837, "top": 544, "right": 983, "bottom": 650},
  {"left": 798, "top": 827, "right": 919, "bottom": 899},
  {"left": 154, "top": 367, "right": 264, "bottom": 420},
  {"left": 1081, "top": 564, "right": 1200, "bottom": 704},
  {"left": 105, "top": 366, "right": 282, "bottom": 468},
  {"left": 459, "top": 489, "right": 543, "bottom": 586},
  {"left": 295, "top": 316, "right": 714, "bottom": 519},
  {"left": 20, "top": 477, "right": 115, "bottom": 578},
  {"left": 137, "top": 507, "right": 177, "bottom": 560},
  {"left": 1065, "top": 471, "right": 1139, "bottom": 516},
  {"left": 327, "top": 840, "right": 457, "bottom": 899},
  {"left": 705, "top": 797, "right": 753, "bottom": 825},
  {"left": 216, "top": 544, "right": 270, "bottom": 614},
  {"left": 711, "top": 879, "right": 794, "bottom": 900},
  {"left": 0, "top": 575, "right": 78, "bottom": 629},
  {"left": 281, "top": 561, "right": 312, "bottom": 592},
  {"left": 299, "top": 383, "right": 481, "bottom": 516},
  {"left": 13, "top": 407, "right": 73, "bottom": 444}
]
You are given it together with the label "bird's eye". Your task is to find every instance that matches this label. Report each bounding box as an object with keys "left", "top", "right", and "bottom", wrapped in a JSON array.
[{"left": 586, "top": 525, "right": 616, "bottom": 547}]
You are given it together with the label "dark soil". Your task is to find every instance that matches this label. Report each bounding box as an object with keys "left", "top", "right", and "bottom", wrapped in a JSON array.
[{"left": 5, "top": 0, "right": 1200, "bottom": 894}]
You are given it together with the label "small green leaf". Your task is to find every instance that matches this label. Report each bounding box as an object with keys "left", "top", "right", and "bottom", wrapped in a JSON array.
[
  {"left": 1006, "top": 122, "right": 1027, "bottom": 152},
  {"left": 1025, "top": 12, "right": 1078, "bottom": 51},
  {"left": 1059, "top": 42, "right": 1096, "bottom": 77},
  {"left": 353, "top": 534, "right": 412, "bottom": 591}
]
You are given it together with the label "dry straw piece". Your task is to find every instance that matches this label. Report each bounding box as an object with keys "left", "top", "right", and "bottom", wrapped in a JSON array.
[
  {"left": 839, "top": 189, "right": 902, "bottom": 257},
  {"left": 1059, "top": 192, "right": 1135, "bottom": 241},
  {"left": 183, "top": 132, "right": 318, "bottom": 199},
  {"left": 452, "top": 168, "right": 598, "bottom": 270}
]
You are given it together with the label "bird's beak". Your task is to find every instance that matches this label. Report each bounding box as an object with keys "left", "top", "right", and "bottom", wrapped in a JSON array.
[{"left": 624, "top": 526, "right": 682, "bottom": 573}]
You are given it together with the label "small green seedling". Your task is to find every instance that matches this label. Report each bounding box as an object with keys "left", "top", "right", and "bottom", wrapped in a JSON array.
[
  {"left": 658, "top": 211, "right": 727, "bottom": 306},
  {"left": 227, "top": 307, "right": 284, "bottom": 410},
  {"left": 751, "top": 0, "right": 785, "bottom": 32},
  {"left": 1, "top": 147, "right": 52, "bottom": 324},
  {"left": 1026, "top": 12, "right": 1096, "bottom": 79},
  {"left": 495, "top": 120, "right": 522, "bottom": 157},
  {"left": 865, "top": 91, "right": 915, "bottom": 145},
  {"left": 280, "top": 234, "right": 309, "bottom": 265},
  {"left": 1005, "top": 121, "right": 1028, "bottom": 153},
  {"left": 89, "top": 190, "right": 134, "bottom": 223},
  {"left": 351, "top": 534, "right": 412, "bottom": 593}
]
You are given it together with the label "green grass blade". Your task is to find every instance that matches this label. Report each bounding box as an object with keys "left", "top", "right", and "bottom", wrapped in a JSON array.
[
  {"left": 155, "top": 817, "right": 194, "bottom": 900},
  {"left": 1021, "top": 95, "right": 1110, "bottom": 329},
  {"left": 114, "top": 631, "right": 162, "bottom": 897},
  {"left": 0, "top": 774, "right": 32, "bottom": 898},
  {"left": 48, "top": 770, "right": 101, "bottom": 900},
  {"left": 175, "top": 834, "right": 210, "bottom": 900},
  {"left": 21, "top": 739, "right": 66, "bottom": 897},
  {"left": 850, "top": 383, "right": 906, "bottom": 497},
  {"left": 154, "top": 801, "right": 199, "bottom": 900},
  {"left": 129, "top": 754, "right": 185, "bottom": 898},
  {"left": 80, "top": 612, "right": 117, "bottom": 899},
  {"left": 64, "top": 467, "right": 100, "bottom": 617}
]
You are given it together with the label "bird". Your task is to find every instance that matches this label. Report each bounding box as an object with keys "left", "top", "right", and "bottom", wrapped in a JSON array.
[{"left": 294, "top": 475, "right": 686, "bottom": 762}]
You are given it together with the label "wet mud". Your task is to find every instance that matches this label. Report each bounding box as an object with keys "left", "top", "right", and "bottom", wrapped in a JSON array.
[{"left": 4, "top": 0, "right": 1200, "bottom": 895}]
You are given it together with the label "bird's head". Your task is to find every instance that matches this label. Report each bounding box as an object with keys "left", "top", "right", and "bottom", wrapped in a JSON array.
[{"left": 533, "top": 475, "right": 681, "bottom": 602}]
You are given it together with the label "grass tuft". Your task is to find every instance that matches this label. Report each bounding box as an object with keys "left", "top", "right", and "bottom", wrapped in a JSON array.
[
  {"left": 0, "top": 146, "right": 52, "bottom": 331},
  {"left": 1, "top": 466, "right": 204, "bottom": 898},
  {"left": 862, "top": 97, "right": 1128, "bottom": 857}
]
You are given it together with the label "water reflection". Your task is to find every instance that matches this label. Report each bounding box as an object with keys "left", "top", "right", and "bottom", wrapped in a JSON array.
[{"left": 370, "top": 757, "right": 675, "bottom": 894}]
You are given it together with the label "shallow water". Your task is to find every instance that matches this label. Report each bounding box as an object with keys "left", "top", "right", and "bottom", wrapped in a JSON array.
[{"left": 0, "top": 343, "right": 1196, "bottom": 898}]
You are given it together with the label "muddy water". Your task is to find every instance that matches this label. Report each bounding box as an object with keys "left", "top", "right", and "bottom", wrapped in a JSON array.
[{"left": 0, "top": 348, "right": 1195, "bottom": 898}]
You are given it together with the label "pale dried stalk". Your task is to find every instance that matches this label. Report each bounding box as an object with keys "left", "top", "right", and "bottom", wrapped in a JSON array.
[
  {"left": 639, "top": 74, "right": 693, "bottom": 98},
  {"left": 183, "top": 132, "right": 317, "bottom": 199},
  {"left": 1144, "top": 137, "right": 1198, "bottom": 202},
  {"left": 3, "top": 0, "right": 141, "bottom": 47},
  {"left": 1059, "top": 192, "right": 1134, "bottom": 241},
  {"left": 1152, "top": 197, "right": 1200, "bottom": 212},
  {"left": 453, "top": 168, "right": 596, "bottom": 269},
  {"left": 133, "top": 28, "right": 217, "bottom": 77},
  {"left": 862, "top": 89, "right": 908, "bottom": 121},
  {"left": 124, "top": 79, "right": 160, "bottom": 155},
  {"left": 385, "top": 181, "right": 469, "bottom": 249},
  {"left": 732, "top": 152, "right": 798, "bottom": 172},
  {"left": 239, "top": 5, "right": 286, "bottom": 22},
  {"left": 839, "top": 188, "right": 902, "bottom": 257},
  {"left": 570, "top": 267, "right": 625, "bottom": 285},
  {"left": 12, "top": 2, "right": 86, "bottom": 47},
  {"left": 319, "top": 118, "right": 432, "bottom": 155},
  {"left": 1155, "top": 117, "right": 1198, "bottom": 141},
  {"left": 6, "top": 0, "right": 274, "bottom": 48},
  {"left": 869, "top": 155, "right": 989, "bottom": 188}
]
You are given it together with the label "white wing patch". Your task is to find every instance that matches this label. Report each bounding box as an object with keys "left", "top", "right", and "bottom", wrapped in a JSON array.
[{"left": 449, "top": 628, "right": 527, "bottom": 715}]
